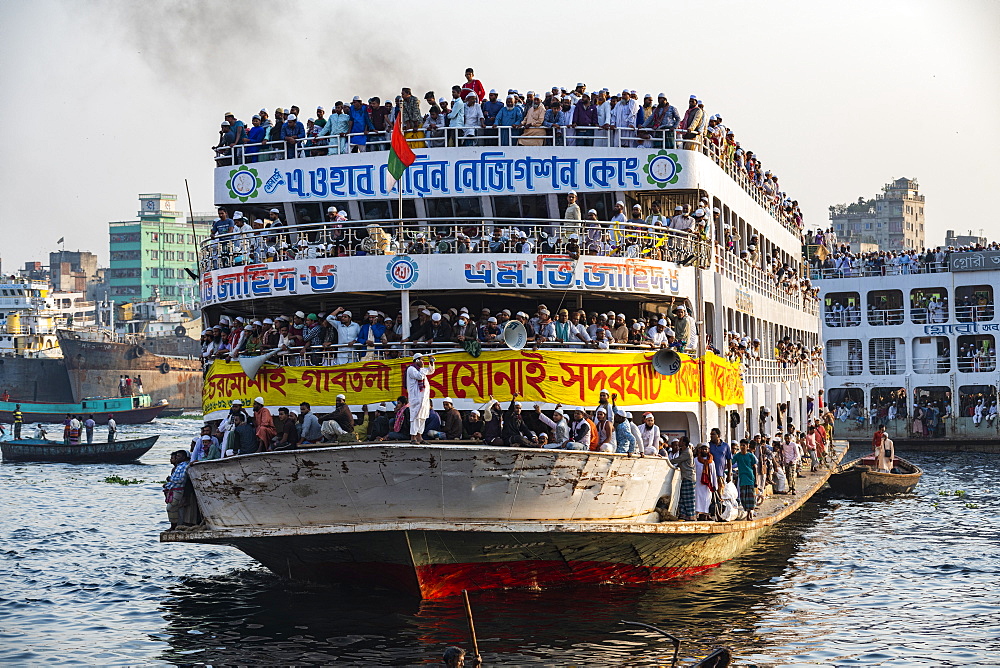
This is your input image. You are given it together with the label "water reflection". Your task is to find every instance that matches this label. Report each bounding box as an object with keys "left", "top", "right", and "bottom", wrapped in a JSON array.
[{"left": 156, "top": 505, "right": 823, "bottom": 666}]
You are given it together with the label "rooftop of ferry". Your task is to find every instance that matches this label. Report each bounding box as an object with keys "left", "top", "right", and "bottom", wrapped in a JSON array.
[
  {"left": 210, "top": 74, "right": 806, "bottom": 239},
  {"left": 808, "top": 239, "right": 1000, "bottom": 279}
]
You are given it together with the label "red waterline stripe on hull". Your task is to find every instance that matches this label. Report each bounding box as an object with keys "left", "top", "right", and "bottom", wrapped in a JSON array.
[{"left": 414, "top": 560, "right": 722, "bottom": 600}]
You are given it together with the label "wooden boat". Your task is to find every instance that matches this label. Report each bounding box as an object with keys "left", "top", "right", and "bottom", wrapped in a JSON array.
[
  {"left": 0, "top": 394, "right": 168, "bottom": 425},
  {"left": 827, "top": 455, "right": 922, "bottom": 497},
  {"left": 0, "top": 435, "right": 159, "bottom": 463}
]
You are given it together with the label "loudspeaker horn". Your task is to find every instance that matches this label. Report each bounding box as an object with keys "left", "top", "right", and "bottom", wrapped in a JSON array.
[
  {"left": 501, "top": 320, "right": 529, "bottom": 351},
  {"left": 651, "top": 348, "right": 683, "bottom": 376},
  {"left": 238, "top": 349, "right": 280, "bottom": 380}
]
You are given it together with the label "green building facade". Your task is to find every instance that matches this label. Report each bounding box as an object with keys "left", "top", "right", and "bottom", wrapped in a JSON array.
[{"left": 107, "top": 194, "right": 210, "bottom": 305}]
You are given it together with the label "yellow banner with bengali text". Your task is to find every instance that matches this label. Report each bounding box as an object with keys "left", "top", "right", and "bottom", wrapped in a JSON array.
[{"left": 203, "top": 350, "right": 744, "bottom": 416}]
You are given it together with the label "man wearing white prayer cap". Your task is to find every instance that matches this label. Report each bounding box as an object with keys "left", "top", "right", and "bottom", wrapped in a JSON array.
[{"left": 405, "top": 352, "right": 436, "bottom": 443}]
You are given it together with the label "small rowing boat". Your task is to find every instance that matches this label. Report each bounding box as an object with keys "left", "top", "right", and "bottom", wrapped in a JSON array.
[
  {"left": 827, "top": 456, "right": 922, "bottom": 497},
  {"left": 0, "top": 435, "right": 159, "bottom": 463}
]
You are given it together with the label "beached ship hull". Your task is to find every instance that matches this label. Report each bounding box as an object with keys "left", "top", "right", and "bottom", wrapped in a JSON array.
[
  {"left": 0, "top": 356, "right": 75, "bottom": 403},
  {"left": 164, "top": 443, "right": 845, "bottom": 598},
  {"left": 57, "top": 330, "right": 203, "bottom": 408}
]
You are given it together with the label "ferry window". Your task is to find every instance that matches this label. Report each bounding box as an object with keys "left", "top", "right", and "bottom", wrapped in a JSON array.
[
  {"left": 150, "top": 268, "right": 158, "bottom": 277},
  {"left": 867, "top": 290, "right": 903, "bottom": 325},
  {"left": 425, "top": 197, "right": 482, "bottom": 219},
  {"left": 871, "top": 387, "right": 907, "bottom": 423},
  {"left": 957, "top": 335, "right": 996, "bottom": 373},
  {"left": 520, "top": 195, "right": 547, "bottom": 219},
  {"left": 955, "top": 285, "right": 994, "bottom": 323},
  {"left": 909, "top": 288, "right": 948, "bottom": 324},
  {"left": 911, "top": 336, "right": 949, "bottom": 374},
  {"left": 360, "top": 199, "right": 416, "bottom": 220},
  {"left": 868, "top": 338, "right": 904, "bottom": 375},
  {"left": 150, "top": 232, "right": 159, "bottom": 242},
  {"left": 149, "top": 250, "right": 159, "bottom": 260},
  {"left": 958, "top": 386, "right": 997, "bottom": 422},
  {"left": 826, "top": 339, "right": 862, "bottom": 376},
  {"left": 493, "top": 195, "right": 521, "bottom": 219},
  {"left": 294, "top": 203, "right": 322, "bottom": 225},
  {"left": 579, "top": 192, "right": 613, "bottom": 220},
  {"left": 320, "top": 200, "right": 351, "bottom": 218},
  {"left": 824, "top": 292, "right": 860, "bottom": 327},
  {"left": 912, "top": 386, "right": 951, "bottom": 436},
  {"left": 827, "top": 388, "right": 864, "bottom": 419}
]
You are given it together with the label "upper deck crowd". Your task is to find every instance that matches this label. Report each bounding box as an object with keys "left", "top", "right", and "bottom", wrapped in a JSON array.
[
  {"left": 809, "top": 234, "right": 1000, "bottom": 278},
  {"left": 211, "top": 68, "right": 805, "bottom": 238}
]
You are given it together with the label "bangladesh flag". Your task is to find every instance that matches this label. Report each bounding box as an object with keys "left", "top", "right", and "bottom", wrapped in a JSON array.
[{"left": 385, "top": 113, "right": 416, "bottom": 191}]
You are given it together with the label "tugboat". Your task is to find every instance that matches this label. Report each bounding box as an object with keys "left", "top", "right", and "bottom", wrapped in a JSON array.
[{"left": 163, "top": 84, "right": 830, "bottom": 599}]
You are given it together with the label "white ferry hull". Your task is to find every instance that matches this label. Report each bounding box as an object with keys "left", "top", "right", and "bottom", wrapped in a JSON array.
[
  {"left": 167, "top": 443, "right": 847, "bottom": 598},
  {"left": 186, "top": 445, "right": 673, "bottom": 529}
]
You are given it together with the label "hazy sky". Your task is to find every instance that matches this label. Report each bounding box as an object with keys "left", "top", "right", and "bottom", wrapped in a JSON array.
[{"left": 1, "top": 0, "right": 997, "bottom": 271}]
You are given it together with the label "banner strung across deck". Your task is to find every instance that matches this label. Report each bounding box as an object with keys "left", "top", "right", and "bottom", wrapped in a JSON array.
[{"left": 203, "top": 350, "right": 743, "bottom": 417}]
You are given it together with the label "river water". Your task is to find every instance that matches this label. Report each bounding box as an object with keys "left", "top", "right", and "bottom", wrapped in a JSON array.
[{"left": 1, "top": 418, "right": 997, "bottom": 666}]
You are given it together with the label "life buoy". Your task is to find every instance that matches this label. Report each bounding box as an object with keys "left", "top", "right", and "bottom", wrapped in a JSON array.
[
  {"left": 174, "top": 325, "right": 187, "bottom": 337},
  {"left": 159, "top": 362, "right": 171, "bottom": 374}
]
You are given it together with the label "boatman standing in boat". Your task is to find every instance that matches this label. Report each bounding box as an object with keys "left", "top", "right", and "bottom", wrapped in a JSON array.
[
  {"left": 873, "top": 423, "right": 893, "bottom": 472},
  {"left": 12, "top": 404, "right": 22, "bottom": 440},
  {"left": 406, "top": 353, "right": 436, "bottom": 444},
  {"left": 107, "top": 414, "right": 117, "bottom": 443}
]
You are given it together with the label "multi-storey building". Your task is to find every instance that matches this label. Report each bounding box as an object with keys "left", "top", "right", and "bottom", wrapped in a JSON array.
[
  {"left": 107, "top": 193, "right": 210, "bottom": 305},
  {"left": 828, "top": 177, "right": 925, "bottom": 253}
]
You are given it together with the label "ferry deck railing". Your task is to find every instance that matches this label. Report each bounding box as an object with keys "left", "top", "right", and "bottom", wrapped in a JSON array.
[
  {"left": 823, "top": 309, "right": 862, "bottom": 327},
  {"left": 213, "top": 125, "right": 803, "bottom": 238},
  {"left": 201, "top": 217, "right": 711, "bottom": 270},
  {"left": 866, "top": 308, "right": 905, "bottom": 326},
  {"left": 208, "top": 341, "right": 819, "bottom": 386},
  {"left": 810, "top": 262, "right": 949, "bottom": 279},
  {"left": 201, "top": 218, "right": 818, "bottom": 315}
]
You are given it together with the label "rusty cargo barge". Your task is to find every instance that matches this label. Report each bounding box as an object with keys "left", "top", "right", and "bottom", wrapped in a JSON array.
[{"left": 57, "top": 329, "right": 203, "bottom": 409}]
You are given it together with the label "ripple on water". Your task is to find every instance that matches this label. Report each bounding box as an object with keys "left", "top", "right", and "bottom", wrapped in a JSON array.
[{"left": 2, "top": 429, "right": 999, "bottom": 664}]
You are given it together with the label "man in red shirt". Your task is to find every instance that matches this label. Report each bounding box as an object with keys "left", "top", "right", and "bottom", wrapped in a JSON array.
[{"left": 460, "top": 68, "right": 485, "bottom": 103}]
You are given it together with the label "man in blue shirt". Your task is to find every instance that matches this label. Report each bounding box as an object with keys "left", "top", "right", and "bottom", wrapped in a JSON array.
[
  {"left": 280, "top": 113, "right": 305, "bottom": 159},
  {"left": 732, "top": 440, "right": 759, "bottom": 519},
  {"left": 492, "top": 96, "right": 523, "bottom": 146},
  {"left": 481, "top": 89, "right": 503, "bottom": 146},
  {"left": 211, "top": 208, "right": 233, "bottom": 238},
  {"left": 708, "top": 427, "right": 732, "bottom": 486}
]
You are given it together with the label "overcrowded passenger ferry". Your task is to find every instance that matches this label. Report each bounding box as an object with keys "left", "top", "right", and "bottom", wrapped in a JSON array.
[
  {"left": 815, "top": 247, "right": 999, "bottom": 442},
  {"left": 162, "top": 80, "right": 832, "bottom": 598}
]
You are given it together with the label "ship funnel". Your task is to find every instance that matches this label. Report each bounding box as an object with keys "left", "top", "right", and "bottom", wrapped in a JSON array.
[
  {"left": 238, "top": 350, "right": 280, "bottom": 380},
  {"left": 651, "top": 349, "right": 682, "bottom": 376},
  {"left": 501, "top": 321, "right": 529, "bottom": 351}
]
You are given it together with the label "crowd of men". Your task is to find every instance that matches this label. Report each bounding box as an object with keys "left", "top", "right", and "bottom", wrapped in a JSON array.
[
  {"left": 211, "top": 68, "right": 805, "bottom": 237},
  {"left": 200, "top": 302, "right": 699, "bottom": 366},
  {"left": 810, "top": 240, "right": 1000, "bottom": 278},
  {"left": 722, "top": 331, "right": 824, "bottom": 372},
  {"left": 206, "top": 198, "right": 711, "bottom": 268}
]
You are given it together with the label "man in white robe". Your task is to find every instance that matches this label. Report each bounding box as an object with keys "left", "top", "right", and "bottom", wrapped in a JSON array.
[{"left": 406, "top": 353, "right": 436, "bottom": 443}]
